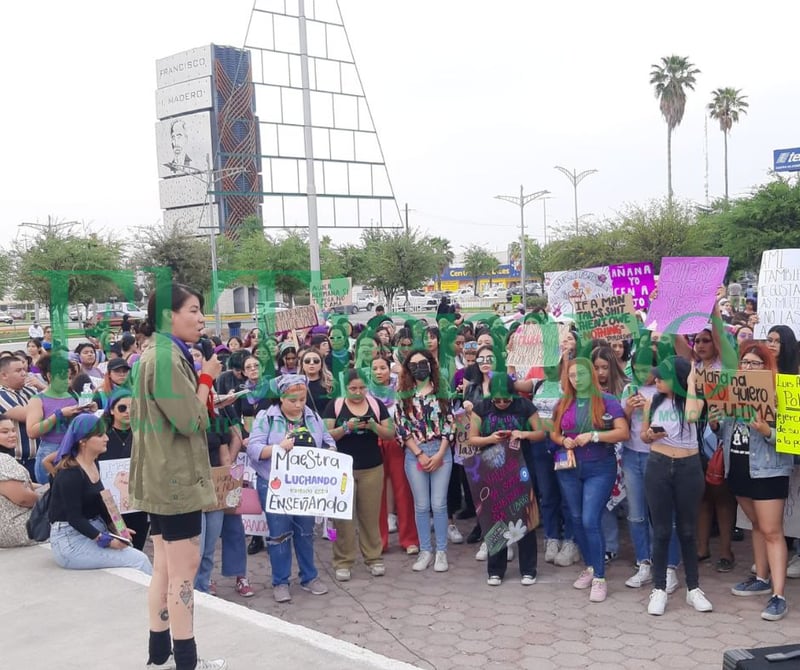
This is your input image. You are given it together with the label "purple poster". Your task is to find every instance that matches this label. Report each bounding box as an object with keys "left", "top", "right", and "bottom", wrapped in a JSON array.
[
  {"left": 609, "top": 262, "right": 656, "bottom": 311},
  {"left": 644, "top": 256, "right": 729, "bottom": 334}
]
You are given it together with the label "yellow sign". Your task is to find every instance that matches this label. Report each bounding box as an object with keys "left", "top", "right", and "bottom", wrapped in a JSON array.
[
  {"left": 439, "top": 281, "right": 459, "bottom": 292},
  {"left": 776, "top": 374, "right": 800, "bottom": 454}
]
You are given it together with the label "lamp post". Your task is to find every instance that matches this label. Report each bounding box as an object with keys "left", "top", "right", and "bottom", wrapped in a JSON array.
[
  {"left": 554, "top": 166, "right": 598, "bottom": 235},
  {"left": 495, "top": 186, "right": 550, "bottom": 305},
  {"left": 540, "top": 195, "right": 553, "bottom": 246}
]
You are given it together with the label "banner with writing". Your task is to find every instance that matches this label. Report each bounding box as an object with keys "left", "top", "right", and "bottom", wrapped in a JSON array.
[
  {"left": 263, "top": 305, "right": 319, "bottom": 334},
  {"left": 776, "top": 373, "right": 800, "bottom": 455},
  {"left": 544, "top": 267, "right": 613, "bottom": 319},
  {"left": 235, "top": 453, "right": 269, "bottom": 536},
  {"left": 507, "top": 322, "right": 562, "bottom": 368},
  {"left": 453, "top": 409, "right": 476, "bottom": 464},
  {"left": 99, "top": 458, "right": 138, "bottom": 514},
  {"left": 755, "top": 249, "right": 800, "bottom": 339},
  {"left": 265, "top": 446, "right": 354, "bottom": 520},
  {"left": 703, "top": 369, "right": 776, "bottom": 423},
  {"left": 573, "top": 293, "right": 639, "bottom": 342},
  {"left": 644, "top": 256, "right": 729, "bottom": 334},
  {"left": 204, "top": 464, "right": 245, "bottom": 512},
  {"left": 463, "top": 442, "right": 539, "bottom": 556},
  {"left": 609, "top": 262, "right": 656, "bottom": 311},
  {"left": 309, "top": 277, "right": 353, "bottom": 313}
]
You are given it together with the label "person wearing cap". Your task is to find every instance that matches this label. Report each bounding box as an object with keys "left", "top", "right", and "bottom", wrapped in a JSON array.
[
  {"left": 93, "top": 357, "right": 131, "bottom": 411},
  {"left": 247, "top": 373, "right": 335, "bottom": 603},
  {"left": 47, "top": 413, "right": 152, "bottom": 574}
]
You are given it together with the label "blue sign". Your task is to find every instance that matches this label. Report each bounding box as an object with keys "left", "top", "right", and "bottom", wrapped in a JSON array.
[
  {"left": 441, "top": 263, "right": 521, "bottom": 281},
  {"left": 773, "top": 148, "right": 800, "bottom": 172}
]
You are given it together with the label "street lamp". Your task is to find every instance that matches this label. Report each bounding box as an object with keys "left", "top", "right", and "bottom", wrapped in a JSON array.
[
  {"left": 554, "top": 166, "right": 598, "bottom": 235},
  {"left": 495, "top": 186, "right": 550, "bottom": 305}
]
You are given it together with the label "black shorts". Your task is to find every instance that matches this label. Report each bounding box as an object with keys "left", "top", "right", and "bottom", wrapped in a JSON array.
[{"left": 149, "top": 511, "right": 202, "bottom": 541}]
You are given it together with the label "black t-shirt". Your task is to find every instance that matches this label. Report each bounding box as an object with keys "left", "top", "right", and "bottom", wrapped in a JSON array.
[
  {"left": 473, "top": 397, "right": 537, "bottom": 436},
  {"left": 323, "top": 398, "right": 389, "bottom": 470},
  {"left": 48, "top": 467, "right": 108, "bottom": 539},
  {"left": 306, "top": 378, "right": 329, "bottom": 416},
  {"left": 205, "top": 418, "right": 231, "bottom": 467},
  {"left": 100, "top": 427, "right": 132, "bottom": 461}
]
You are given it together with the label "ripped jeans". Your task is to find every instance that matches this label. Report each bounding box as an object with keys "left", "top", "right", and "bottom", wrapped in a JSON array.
[{"left": 257, "top": 474, "right": 318, "bottom": 587}]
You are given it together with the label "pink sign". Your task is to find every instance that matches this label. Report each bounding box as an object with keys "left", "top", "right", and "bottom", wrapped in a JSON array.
[
  {"left": 609, "top": 262, "right": 656, "bottom": 311},
  {"left": 644, "top": 256, "right": 729, "bottom": 334}
]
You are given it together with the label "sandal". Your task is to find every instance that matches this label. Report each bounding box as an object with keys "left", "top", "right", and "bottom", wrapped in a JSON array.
[{"left": 716, "top": 556, "right": 735, "bottom": 573}]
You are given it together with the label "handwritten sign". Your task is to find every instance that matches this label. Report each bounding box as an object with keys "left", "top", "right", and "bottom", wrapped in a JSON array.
[
  {"left": 776, "top": 374, "right": 800, "bottom": 455},
  {"left": 204, "top": 464, "right": 245, "bottom": 512},
  {"left": 644, "top": 256, "right": 729, "bottom": 334},
  {"left": 755, "top": 249, "right": 800, "bottom": 339},
  {"left": 703, "top": 369, "right": 776, "bottom": 423},
  {"left": 99, "top": 458, "right": 138, "bottom": 514},
  {"left": 310, "top": 277, "right": 352, "bottom": 312},
  {"left": 263, "top": 305, "right": 319, "bottom": 334},
  {"left": 100, "top": 489, "right": 131, "bottom": 541},
  {"left": 453, "top": 409, "right": 476, "bottom": 463},
  {"left": 234, "top": 453, "right": 269, "bottom": 536},
  {"left": 573, "top": 293, "right": 638, "bottom": 342},
  {"left": 544, "top": 267, "right": 614, "bottom": 319},
  {"left": 463, "top": 442, "right": 539, "bottom": 556},
  {"left": 609, "top": 262, "right": 656, "bottom": 311},
  {"left": 507, "top": 322, "right": 562, "bottom": 368},
  {"left": 265, "top": 446, "right": 354, "bottom": 520}
]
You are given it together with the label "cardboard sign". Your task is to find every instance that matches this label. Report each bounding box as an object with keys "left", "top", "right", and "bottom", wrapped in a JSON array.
[
  {"left": 100, "top": 489, "right": 131, "bottom": 541},
  {"left": 506, "top": 322, "right": 562, "bottom": 368},
  {"left": 453, "top": 409, "right": 476, "bottom": 464},
  {"left": 573, "top": 293, "right": 638, "bottom": 342},
  {"left": 263, "top": 305, "right": 319, "bottom": 334},
  {"left": 265, "top": 446, "right": 354, "bottom": 520},
  {"left": 755, "top": 249, "right": 800, "bottom": 339},
  {"left": 609, "top": 262, "right": 656, "bottom": 311},
  {"left": 544, "top": 267, "right": 614, "bottom": 319},
  {"left": 204, "top": 464, "right": 245, "bottom": 512},
  {"left": 776, "top": 373, "right": 800, "bottom": 455},
  {"left": 462, "top": 442, "right": 538, "bottom": 556},
  {"left": 703, "top": 369, "right": 776, "bottom": 423},
  {"left": 309, "top": 277, "right": 353, "bottom": 312},
  {"left": 99, "top": 458, "right": 138, "bottom": 514},
  {"left": 644, "top": 256, "right": 729, "bottom": 334}
]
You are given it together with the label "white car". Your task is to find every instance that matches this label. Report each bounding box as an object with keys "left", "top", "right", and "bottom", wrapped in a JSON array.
[{"left": 252, "top": 301, "right": 290, "bottom": 320}]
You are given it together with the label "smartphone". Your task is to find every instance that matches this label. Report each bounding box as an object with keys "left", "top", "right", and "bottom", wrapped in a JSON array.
[
  {"left": 650, "top": 425, "right": 666, "bottom": 434},
  {"left": 109, "top": 533, "right": 132, "bottom": 546}
]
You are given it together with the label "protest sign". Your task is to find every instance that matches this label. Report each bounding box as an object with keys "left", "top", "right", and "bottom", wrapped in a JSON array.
[
  {"left": 507, "top": 322, "right": 562, "bottom": 368},
  {"left": 453, "top": 409, "right": 476, "bottom": 463},
  {"left": 265, "top": 446, "right": 354, "bottom": 520},
  {"left": 573, "top": 293, "right": 639, "bottom": 342},
  {"left": 544, "top": 266, "right": 614, "bottom": 319},
  {"left": 703, "top": 369, "right": 775, "bottom": 423},
  {"left": 100, "top": 489, "right": 132, "bottom": 541},
  {"left": 644, "top": 256, "right": 729, "bottom": 334},
  {"left": 99, "top": 458, "right": 138, "bottom": 514},
  {"left": 204, "top": 464, "right": 245, "bottom": 512},
  {"left": 609, "top": 262, "right": 656, "bottom": 311},
  {"left": 234, "top": 453, "right": 268, "bottom": 536},
  {"left": 310, "top": 277, "right": 352, "bottom": 313},
  {"left": 462, "top": 442, "right": 538, "bottom": 556},
  {"left": 776, "top": 373, "right": 800, "bottom": 455},
  {"left": 263, "top": 305, "right": 319, "bottom": 334},
  {"left": 755, "top": 249, "right": 800, "bottom": 339}
]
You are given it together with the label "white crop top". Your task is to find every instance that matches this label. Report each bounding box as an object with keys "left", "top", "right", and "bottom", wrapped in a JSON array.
[{"left": 650, "top": 396, "right": 697, "bottom": 450}]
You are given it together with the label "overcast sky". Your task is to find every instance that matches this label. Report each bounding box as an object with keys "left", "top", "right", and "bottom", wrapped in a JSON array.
[{"left": 2, "top": 0, "right": 798, "bottom": 262}]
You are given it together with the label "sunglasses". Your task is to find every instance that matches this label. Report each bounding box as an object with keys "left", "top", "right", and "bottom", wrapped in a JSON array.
[
  {"left": 114, "top": 403, "right": 129, "bottom": 412},
  {"left": 463, "top": 343, "right": 478, "bottom": 351},
  {"left": 303, "top": 357, "right": 321, "bottom": 364},
  {"left": 476, "top": 355, "right": 495, "bottom": 364},
  {"left": 408, "top": 361, "right": 430, "bottom": 371}
]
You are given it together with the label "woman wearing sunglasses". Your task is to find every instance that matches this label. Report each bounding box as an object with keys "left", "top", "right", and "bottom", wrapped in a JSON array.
[
  {"left": 708, "top": 343, "right": 793, "bottom": 622},
  {"left": 395, "top": 349, "right": 454, "bottom": 572},
  {"left": 300, "top": 347, "right": 333, "bottom": 416}
]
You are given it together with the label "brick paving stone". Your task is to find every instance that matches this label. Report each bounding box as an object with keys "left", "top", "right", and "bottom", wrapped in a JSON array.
[
  {"left": 590, "top": 636, "right": 625, "bottom": 651},
  {"left": 518, "top": 658, "right": 558, "bottom": 670},
  {"left": 553, "top": 652, "right": 595, "bottom": 667},
  {"left": 552, "top": 640, "right": 591, "bottom": 655},
  {"left": 591, "top": 650, "right": 626, "bottom": 664},
  {"left": 520, "top": 644, "right": 557, "bottom": 660},
  {"left": 622, "top": 659, "right": 668, "bottom": 670},
  {"left": 446, "top": 652, "right": 488, "bottom": 668},
  {"left": 623, "top": 644, "right": 661, "bottom": 661}
]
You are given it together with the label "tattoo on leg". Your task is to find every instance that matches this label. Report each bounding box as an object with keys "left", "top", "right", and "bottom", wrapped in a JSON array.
[
  {"left": 179, "top": 580, "right": 193, "bottom": 608},
  {"left": 159, "top": 608, "right": 169, "bottom": 622}
]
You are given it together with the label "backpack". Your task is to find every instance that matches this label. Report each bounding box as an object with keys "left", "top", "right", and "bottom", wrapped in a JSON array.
[{"left": 334, "top": 394, "right": 381, "bottom": 424}]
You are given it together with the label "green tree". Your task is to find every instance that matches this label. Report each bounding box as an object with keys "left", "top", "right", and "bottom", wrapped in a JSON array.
[
  {"left": 707, "top": 87, "right": 749, "bottom": 200},
  {"left": 542, "top": 223, "right": 624, "bottom": 272},
  {"left": 0, "top": 251, "right": 13, "bottom": 302},
  {"left": 429, "top": 236, "right": 455, "bottom": 290},
  {"left": 463, "top": 245, "right": 500, "bottom": 293},
  {"left": 650, "top": 55, "right": 701, "bottom": 202},
  {"left": 333, "top": 243, "right": 370, "bottom": 284},
  {"left": 507, "top": 236, "right": 544, "bottom": 282},
  {"left": 362, "top": 229, "right": 437, "bottom": 305}
]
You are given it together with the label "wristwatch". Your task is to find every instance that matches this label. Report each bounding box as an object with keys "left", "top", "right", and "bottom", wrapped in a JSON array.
[{"left": 591, "top": 430, "right": 600, "bottom": 443}]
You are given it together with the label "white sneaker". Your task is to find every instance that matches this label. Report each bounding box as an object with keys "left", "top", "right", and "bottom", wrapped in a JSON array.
[
  {"left": 520, "top": 574, "right": 537, "bottom": 586},
  {"left": 647, "top": 589, "right": 668, "bottom": 616},
  {"left": 544, "top": 539, "right": 560, "bottom": 563},
  {"left": 625, "top": 562, "right": 653, "bottom": 588},
  {"left": 147, "top": 656, "right": 177, "bottom": 669},
  {"left": 475, "top": 542, "right": 488, "bottom": 561},
  {"left": 788, "top": 554, "right": 800, "bottom": 579},
  {"left": 507, "top": 544, "right": 515, "bottom": 561},
  {"left": 412, "top": 550, "right": 433, "bottom": 572},
  {"left": 196, "top": 661, "right": 227, "bottom": 670},
  {"left": 387, "top": 513, "right": 398, "bottom": 533},
  {"left": 447, "top": 524, "right": 464, "bottom": 544},
  {"left": 487, "top": 575, "right": 502, "bottom": 586},
  {"left": 554, "top": 540, "right": 580, "bottom": 567},
  {"left": 686, "top": 587, "right": 713, "bottom": 612},
  {"left": 666, "top": 567, "right": 679, "bottom": 594},
  {"left": 434, "top": 550, "right": 449, "bottom": 572}
]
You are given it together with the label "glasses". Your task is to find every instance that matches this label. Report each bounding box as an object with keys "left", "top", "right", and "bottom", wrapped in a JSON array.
[
  {"left": 115, "top": 404, "right": 128, "bottom": 412},
  {"left": 694, "top": 338, "right": 713, "bottom": 344},
  {"left": 741, "top": 358, "right": 764, "bottom": 368},
  {"left": 303, "top": 358, "right": 321, "bottom": 364},
  {"left": 476, "top": 355, "right": 495, "bottom": 364},
  {"left": 408, "top": 361, "right": 429, "bottom": 371},
  {"left": 463, "top": 343, "right": 478, "bottom": 351}
]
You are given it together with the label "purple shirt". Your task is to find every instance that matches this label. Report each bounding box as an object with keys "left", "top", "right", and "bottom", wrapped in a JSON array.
[{"left": 558, "top": 393, "right": 624, "bottom": 462}]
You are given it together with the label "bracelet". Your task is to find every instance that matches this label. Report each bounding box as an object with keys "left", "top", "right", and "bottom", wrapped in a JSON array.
[
  {"left": 96, "top": 532, "right": 112, "bottom": 548},
  {"left": 414, "top": 451, "right": 423, "bottom": 458},
  {"left": 198, "top": 373, "right": 214, "bottom": 389}
]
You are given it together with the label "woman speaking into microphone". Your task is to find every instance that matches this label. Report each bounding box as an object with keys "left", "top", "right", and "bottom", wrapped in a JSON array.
[{"left": 129, "top": 283, "right": 226, "bottom": 670}]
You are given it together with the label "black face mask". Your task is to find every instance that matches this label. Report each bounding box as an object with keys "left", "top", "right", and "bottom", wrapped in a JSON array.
[{"left": 409, "top": 361, "right": 431, "bottom": 381}]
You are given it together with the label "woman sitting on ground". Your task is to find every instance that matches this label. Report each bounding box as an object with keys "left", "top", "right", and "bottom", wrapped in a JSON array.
[{"left": 0, "top": 414, "right": 42, "bottom": 548}]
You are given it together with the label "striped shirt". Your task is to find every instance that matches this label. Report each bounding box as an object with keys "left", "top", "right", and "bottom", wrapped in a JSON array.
[{"left": 0, "top": 385, "right": 39, "bottom": 461}]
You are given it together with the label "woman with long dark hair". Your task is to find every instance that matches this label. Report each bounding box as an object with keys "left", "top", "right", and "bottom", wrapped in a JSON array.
[{"left": 129, "top": 284, "right": 226, "bottom": 670}]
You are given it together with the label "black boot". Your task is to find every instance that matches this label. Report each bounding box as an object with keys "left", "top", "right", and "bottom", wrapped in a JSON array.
[{"left": 247, "top": 535, "right": 264, "bottom": 555}]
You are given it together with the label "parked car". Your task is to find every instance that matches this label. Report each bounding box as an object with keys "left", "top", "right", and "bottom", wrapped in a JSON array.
[
  {"left": 392, "top": 291, "right": 437, "bottom": 311},
  {"left": 90, "top": 302, "right": 147, "bottom": 320},
  {"left": 252, "top": 301, "right": 290, "bottom": 320},
  {"left": 354, "top": 292, "right": 376, "bottom": 312},
  {"left": 481, "top": 287, "right": 507, "bottom": 298},
  {"left": 331, "top": 303, "right": 358, "bottom": 315},
  {"left": 0, "top": 313, "right": 13, "bottom": 325},
  {"left": 9, "top": 309, "right": 25, "bottom": 320},
  {"left": 87, "top": 309, "right": 129, "bottom": 328}
]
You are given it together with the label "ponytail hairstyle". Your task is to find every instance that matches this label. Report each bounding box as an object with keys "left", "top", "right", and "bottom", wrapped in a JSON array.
[{"left": 140, "top": 283, "right": 204, "bottom": 337}]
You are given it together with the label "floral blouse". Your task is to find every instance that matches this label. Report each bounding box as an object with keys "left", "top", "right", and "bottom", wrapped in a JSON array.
[{"left": 394, "top": 393, "right": 455, "bottom": 446}]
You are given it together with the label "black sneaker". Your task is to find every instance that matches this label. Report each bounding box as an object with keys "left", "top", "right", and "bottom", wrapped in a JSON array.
[
  {"left": 466, "top": 524, "right": 482, "bottom": 544},
  {"left": 247, "top": 536, "right": 264, "bottom": 555}
]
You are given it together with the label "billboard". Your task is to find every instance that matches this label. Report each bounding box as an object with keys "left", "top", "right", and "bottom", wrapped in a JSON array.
[
  {"left": 155, "top": 111, "right": 214, "bottom": 178},
  {"left": 774, "top": 148, "right": 800, "bottom": 173},
  {"left": 159, "top": 174, "right": 214, "bottom": 209},
  {"left": 156, "top": 77, "right": 213, "bottom": 119},
  {"left": 156, "top": 45, "right": 212, "bottom": 88},
  {"left": 163, "top": 205, "right": 219, "bottom": 235}
]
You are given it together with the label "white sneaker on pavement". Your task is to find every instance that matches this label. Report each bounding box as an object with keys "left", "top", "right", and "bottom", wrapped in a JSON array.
[
  {"left": 625, "top": 562, "right": 653, "bottom": 588},
  {"left": 647, "top": 589, "right": 668, "bottom": 616},
  {"left": 434, "top": 550, "right": 449, "bottom": 572},
  {"left": 554, "top": 540, "right": 580, "bottom": 567},
  {"left": 666, "top": 567, "right": 679, "bottom": 594},
  {"left": 387, "top": 513, "right": 398, "bottom": 533},
  {"left": 686, "top": 587, "right": 713, "bottom": 612},
  {"left": 475, "top": 542, "right": 488, "bottom": 561},
  {"left": 412, "top": 550, "right": 433, "bottom": 572},
  {"left": 544, "top": 539, "right": 560, "bottom": 563},
  {"left": 447, "top": 524, "right": 464, "bottom": 544},
  {"left": 788, "top": 554, "right": 800, "bottom": 579}
]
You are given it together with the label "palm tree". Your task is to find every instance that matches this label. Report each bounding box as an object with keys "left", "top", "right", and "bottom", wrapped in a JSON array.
[
  {"left": 650, "top": 55, "right": 701, "bottom": 202},
  {"left": 429, "top": 236, "right": 454, "bottom": 291},
  {"left": 707, "top": 87, "right": 749, "bottom": 200}
]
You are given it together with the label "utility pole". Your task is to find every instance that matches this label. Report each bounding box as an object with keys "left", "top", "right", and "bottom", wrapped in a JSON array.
[
  {"left": 554, "top": 166, "right": 598, "bottom": 235},
  {"left": 405, "top": 202, "right": 409, "bottom": 233},
  {"left": 541, "top": 195, "right": 553, "bottom": 246},
  {"left": 495, "top": 187, "right": 549, "bottom": 306}
]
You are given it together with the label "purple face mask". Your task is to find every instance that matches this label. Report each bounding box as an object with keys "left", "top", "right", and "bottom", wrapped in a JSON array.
[{"left": 194, "top": 360, "right": 202, "bottom": 372}]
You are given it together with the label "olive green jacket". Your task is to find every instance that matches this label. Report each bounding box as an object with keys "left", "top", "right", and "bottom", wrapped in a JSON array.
[{"left": 129, "top": 334, "right": 216, "bottom": 515}]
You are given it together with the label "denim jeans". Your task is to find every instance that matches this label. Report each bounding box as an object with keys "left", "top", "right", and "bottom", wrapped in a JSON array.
[
  {"left": 220, "top": 513, "right": 247, "bottom": 577},
  {"left": 50, "top": 518, "right": 152, "bottom": 575},
  {"left": 35, "top": 442, "right": 58, "bottom": 484},
  {"left": 257, "top": 474, "right": 318, "bottom": 586},
  {"left": 525, "top": 439, "right": 573, "bottom": 541},
  {"left": 556, "top": 454, "right": 616, "bottom": 578},
  {"left": 195, "top": 510, "right": 224, "bottom": 592},
  {"left": 601, "top": 508, "right": 619, "bottom": 554},
  {"left": 645, "top": 451, "right": 705, "bottom": 591},
  {"left": 404, "top": 440, "right": 453, "bottom": 552},
  {"left": 622, "top": 447, "right": 680, "bottom": 567}
]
